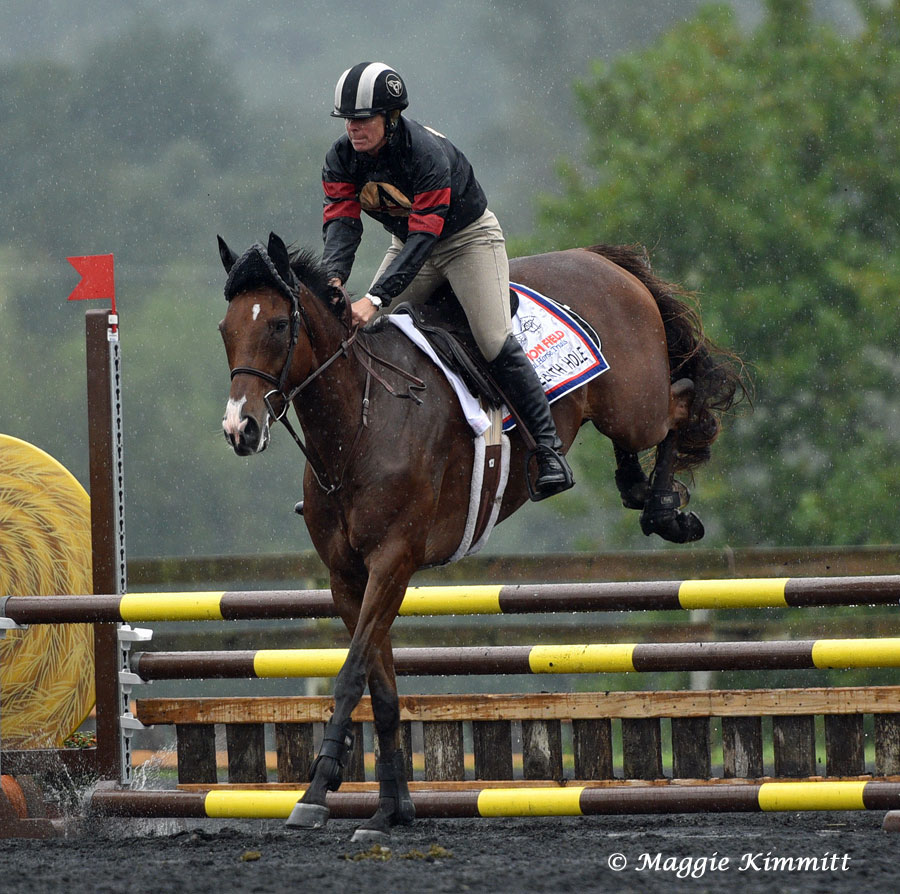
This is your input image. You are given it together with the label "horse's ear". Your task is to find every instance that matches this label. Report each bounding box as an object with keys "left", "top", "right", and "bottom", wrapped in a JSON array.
[
  {"left": 217, "top": 235, "right": 238, "bottom": 273},
  {"left": 267, "top": 232, "right": 292, "bottom": 283}
]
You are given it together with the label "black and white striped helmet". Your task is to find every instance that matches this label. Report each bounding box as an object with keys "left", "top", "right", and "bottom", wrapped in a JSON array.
[{"left": 332, "top": 62, "right": 409, "bottom": 119}]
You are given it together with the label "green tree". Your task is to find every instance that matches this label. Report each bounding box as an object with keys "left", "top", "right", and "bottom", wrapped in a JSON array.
[
  {"left": 527, "top": 0, "right": 900, "bottom": 546},
  {"left": 0, "top": 16, "right": 328, "bottom": 555}
]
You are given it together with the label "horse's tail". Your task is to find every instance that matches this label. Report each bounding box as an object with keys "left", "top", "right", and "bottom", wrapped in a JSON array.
[{"left": 585, "top": 244, "right": 749, "bottom": 473}]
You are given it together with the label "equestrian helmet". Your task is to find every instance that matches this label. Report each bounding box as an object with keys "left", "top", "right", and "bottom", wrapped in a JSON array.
[{"left": 332, "top": 62, "right": 408, "bottom": 118}]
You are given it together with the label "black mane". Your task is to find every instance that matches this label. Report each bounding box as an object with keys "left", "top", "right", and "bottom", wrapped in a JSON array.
[
  {"left": 221, "top": 233, "right": 338, "bottom": 315},
  {"left": 289, "top": 246, "right": 333, "bottom": 306}
]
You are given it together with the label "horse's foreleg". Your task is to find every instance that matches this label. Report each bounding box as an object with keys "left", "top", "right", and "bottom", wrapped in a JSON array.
[
  {"left": 286, "top": 645, "right": 369, "bottom": 829},
  {"left": 639, "top": 431, "right": 705, "bottom": 543},
  {"left": 287, "top": 556, "right": 412, "bottom": 831},
  {"left": 351, "top": 638, "right": 415, "bottom": 843}
]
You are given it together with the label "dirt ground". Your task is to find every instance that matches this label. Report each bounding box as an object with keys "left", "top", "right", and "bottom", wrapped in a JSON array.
[{"left": 2, "top": 811, "right": 897, "bottom": 894}]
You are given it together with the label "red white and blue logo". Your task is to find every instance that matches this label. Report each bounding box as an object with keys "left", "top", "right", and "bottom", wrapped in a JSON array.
[{"left": 503, "top": 282, "right": 609, "bottom": 431}]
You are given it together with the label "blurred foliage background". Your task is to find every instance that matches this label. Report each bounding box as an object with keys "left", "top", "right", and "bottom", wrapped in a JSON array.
[{"left": 1, "top": 0, "right": 897, "bottom": 558}]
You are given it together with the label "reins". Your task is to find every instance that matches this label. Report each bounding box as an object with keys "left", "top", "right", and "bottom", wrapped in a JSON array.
[{"left": 230, "top": 285, "right": 426, "bottom": 496}]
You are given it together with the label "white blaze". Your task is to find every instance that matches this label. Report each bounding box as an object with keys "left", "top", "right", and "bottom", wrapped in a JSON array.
[{"left": 223, "top": 396, "right": 248, "bottom": 439}]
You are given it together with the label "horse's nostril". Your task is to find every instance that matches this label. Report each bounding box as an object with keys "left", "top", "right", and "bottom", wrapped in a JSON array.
[{"left": 242, "top": 416, "right": 260, "bottom": 444}]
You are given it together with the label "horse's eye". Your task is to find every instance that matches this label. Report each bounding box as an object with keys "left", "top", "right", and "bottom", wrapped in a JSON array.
[{"left": 272, "top": 319, "right": 290, "bottom": 334}]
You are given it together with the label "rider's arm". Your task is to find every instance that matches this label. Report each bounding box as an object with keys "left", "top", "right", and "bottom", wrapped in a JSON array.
[
  {"left": 367, "top": 134, "right": 452, "bottom": 307},
  {"left": 367, "top": 232, "right": 439, "bottom": 306},
  {"left": 321, "top": 143, "right": 363, "bottom": 284}
]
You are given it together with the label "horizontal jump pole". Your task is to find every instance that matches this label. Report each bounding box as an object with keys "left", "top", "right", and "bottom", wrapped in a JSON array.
[
  {"left": 90, "top": 780, "right": 900, "bottom": 819},
  {"left": 4, "top": 575, "right": 900, "bottom": 623},
  {"left": 131, "top": 637, "right": 900, "bottom": 679}
]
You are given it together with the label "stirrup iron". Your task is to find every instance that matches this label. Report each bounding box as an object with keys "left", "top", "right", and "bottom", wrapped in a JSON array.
[{"left": 526, "top": 444, "right": 575, "bottom": 502}]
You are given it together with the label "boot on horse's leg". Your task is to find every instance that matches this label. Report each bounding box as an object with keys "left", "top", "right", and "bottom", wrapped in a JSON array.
[
  {"left": 487, "top": 335, "right": 574, "bottom": 501},
  {"left": 285, "top": 718, "right": 354, "bottom": 829},
  {"left": 351, "top": 750, "right": 416, "bottom": 844},
  {"left": 639, "top": 432, "right": 705, "bottom": 543}
]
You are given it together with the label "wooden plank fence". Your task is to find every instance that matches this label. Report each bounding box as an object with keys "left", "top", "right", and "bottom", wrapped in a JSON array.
[{"left": 135, "top": 686, "right": 900, "bottom": 788}]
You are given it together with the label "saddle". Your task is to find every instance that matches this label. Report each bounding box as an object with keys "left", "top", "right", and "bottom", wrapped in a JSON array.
[{"left": 376, "top": 284, "right": 519, "bottom": 409}]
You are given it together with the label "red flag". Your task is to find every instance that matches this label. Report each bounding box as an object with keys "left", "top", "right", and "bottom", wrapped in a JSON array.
[{"left": 67, "top": 254, "right": 116, "bottom": 305}]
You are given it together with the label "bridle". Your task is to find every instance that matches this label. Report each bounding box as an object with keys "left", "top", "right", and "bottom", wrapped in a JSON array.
[{"left": 229, "top": 279, "right": 426, "bottom": 495}]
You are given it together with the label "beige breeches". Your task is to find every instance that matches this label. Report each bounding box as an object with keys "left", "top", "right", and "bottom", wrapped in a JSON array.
[{"left": 370, "top": 209, "right": 512, "bottom": 361}]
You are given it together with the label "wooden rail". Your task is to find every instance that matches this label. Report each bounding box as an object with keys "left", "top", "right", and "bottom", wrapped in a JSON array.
[
  {"left": 135, "top": 686, "right": 900, "bottom": 788},
  {"left": 126, "top": 545, "right": 900, "bottom": 589}
]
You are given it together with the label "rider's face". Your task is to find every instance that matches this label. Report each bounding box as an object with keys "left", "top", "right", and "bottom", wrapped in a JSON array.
[{"left": 345, "top": 115, "right": 387, "bottom": 156}]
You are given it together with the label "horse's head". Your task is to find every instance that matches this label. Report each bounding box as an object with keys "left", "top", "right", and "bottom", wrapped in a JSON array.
[{"left": 217, "top": 232, "right": 335, "bottom": 456}]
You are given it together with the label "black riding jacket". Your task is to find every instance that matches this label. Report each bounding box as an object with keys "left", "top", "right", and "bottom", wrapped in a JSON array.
[{"left": 321, "top": 116, "right": 487, "bottom": 305}]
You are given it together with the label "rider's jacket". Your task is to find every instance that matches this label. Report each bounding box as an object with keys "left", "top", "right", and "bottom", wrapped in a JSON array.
[{"left": 322, "top": 116, "right": 487, "bottom": 305}]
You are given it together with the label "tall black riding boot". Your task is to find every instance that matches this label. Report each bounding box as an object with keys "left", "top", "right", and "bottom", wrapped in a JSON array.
[{"left": 487, "top": 334, "right": 575, "bottom": 501}]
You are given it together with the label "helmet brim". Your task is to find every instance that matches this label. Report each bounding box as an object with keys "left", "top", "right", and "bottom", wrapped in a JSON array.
[
  {"left": 331, "top": 104, "right": 406, "bottom": 119},
  {"left": 331, "top": 109, "right": 383, "bottom": 119}
]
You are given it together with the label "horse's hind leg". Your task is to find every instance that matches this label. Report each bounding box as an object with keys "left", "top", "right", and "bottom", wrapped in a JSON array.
[
  {"left": 613, "top": 444, "right": 649, "bottom": 509},
  {"left": 639, "top": 431, "right": 705, "bottom": 543},
  {"left": 350, "top": 640, "right": 415, "bottom": 844}
]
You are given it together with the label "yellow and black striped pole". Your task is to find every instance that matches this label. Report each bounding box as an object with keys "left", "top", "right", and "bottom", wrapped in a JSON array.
[
  {"left": 128, "top": 636, "right": 900, "bottom": 680},
  {"left": 91, "top": 780, "right": 900, "bottom": 820},
  {"left": 4, "top": 575, "right": 900, "bottom": 624}
]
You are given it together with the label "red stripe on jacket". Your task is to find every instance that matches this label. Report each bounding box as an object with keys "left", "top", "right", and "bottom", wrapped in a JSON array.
[
  {"left": 409, "top": 213, "right": 445, "bottom": 236},
  {"left": 410, "top": 187, "right": 450, "bottom": 235},
  {"left": 413, "top": 187, "right": 451, "bottom": 211},
  {"left": 324, "top": 200, "right": 360, "bottom": 222},
  {"left": 323, "top": 181, "right": 360, "bottom": 223},
  {"left": 324, "top": 181, "right": 357, "bottom": 199}
]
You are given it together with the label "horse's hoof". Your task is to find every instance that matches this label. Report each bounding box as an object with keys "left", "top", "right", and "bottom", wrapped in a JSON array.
[
  {"left": 285, "top": 801, "right": 330, "bottom": 829},
  {"left": 682, "top": 511, "right": 704, "bottom": 541},
  {"left": 351, "top": 825, "right": 391, "bottom": 845},
  {"left": 640, "top": 509, "right": 705, "bottom": 543},
  {"left": 352, "top": 806, "right": 393, "bottom": 842}
]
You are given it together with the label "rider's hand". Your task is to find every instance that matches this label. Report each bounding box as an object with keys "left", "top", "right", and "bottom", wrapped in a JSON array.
[
  {"left": 350, "top": 294, "right": 382, "bottom": 328},
  {"left": 327, "top": 277, "right": 348, "bottom": 310}
]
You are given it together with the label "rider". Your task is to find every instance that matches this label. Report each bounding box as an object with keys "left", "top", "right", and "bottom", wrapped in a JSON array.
[{"left": 321, "top": 61, "right": 574, "bottom": 501}]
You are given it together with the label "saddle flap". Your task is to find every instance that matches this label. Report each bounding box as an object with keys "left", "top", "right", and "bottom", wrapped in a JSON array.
[{"left": 390, "top": 299, "right": 504, "bottom": 409}]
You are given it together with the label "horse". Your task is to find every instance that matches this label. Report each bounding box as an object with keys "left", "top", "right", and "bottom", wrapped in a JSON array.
[{"left": 216, "top": 231, "right": 744, "bottom": 842}]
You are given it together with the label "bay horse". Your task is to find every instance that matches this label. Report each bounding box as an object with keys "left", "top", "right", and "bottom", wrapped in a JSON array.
[{"left": 217, "top": 232, "right": 743, "bottom": 841}]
